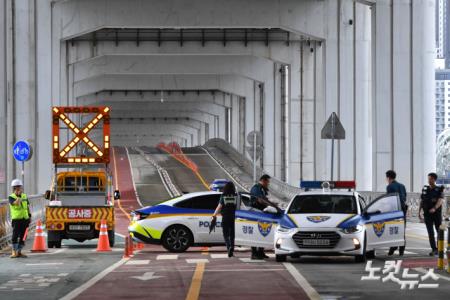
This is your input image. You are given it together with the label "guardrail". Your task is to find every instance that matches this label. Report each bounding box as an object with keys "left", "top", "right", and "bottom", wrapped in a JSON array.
[{"left": 0, "top": 194, "right": 46, "bottom": 249}]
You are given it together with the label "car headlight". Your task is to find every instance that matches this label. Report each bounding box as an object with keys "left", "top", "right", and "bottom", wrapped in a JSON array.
[
  {"left": 341, "top": 225, "right": 363, "bottom": 234},
  {"left": 277, "top": 226, "right": 296, "bottom": 234}
]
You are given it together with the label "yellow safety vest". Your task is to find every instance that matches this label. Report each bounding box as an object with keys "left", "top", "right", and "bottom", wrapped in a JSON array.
[{"left": 9, "top": 193, "right": 29, "bottom": 220}]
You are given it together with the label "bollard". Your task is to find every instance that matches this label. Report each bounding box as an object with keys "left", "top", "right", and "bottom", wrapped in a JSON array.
[
  {"left": 128, "top": 235, "right": 134, "bottom": 256},
  {"left": 437, "top": 228, "right": 445, "bottom": 270},
  {"left": 447, "top": 226, "right": 450, "bottom": 273},
  {"left": 123, "top": 235, "right": 130, "bottom": 258}
]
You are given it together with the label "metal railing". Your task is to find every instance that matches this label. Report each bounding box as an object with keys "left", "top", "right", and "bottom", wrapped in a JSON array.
[{"left": 0, "top": 194, "right": 47, "bottom": 249}]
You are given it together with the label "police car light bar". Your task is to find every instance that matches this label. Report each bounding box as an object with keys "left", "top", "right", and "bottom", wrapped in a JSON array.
[{"left": 300, "top": 181, "right": 356, "bottom": 190}]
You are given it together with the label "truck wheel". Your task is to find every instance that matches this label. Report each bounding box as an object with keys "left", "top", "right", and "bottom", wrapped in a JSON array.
[
  {"left": 162, "top": 225, "right": 193, "bottom": 253},
  {"left": 108, "top": 230, "right": 115, "bottom": 247},
  {"left": 47, "top": 231, "right": 61, "bottom": 248}
]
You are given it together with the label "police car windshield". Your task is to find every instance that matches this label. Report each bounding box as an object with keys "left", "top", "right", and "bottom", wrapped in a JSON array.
[{"left": 288, "top": 195, "right": 357, "bottom": 214}]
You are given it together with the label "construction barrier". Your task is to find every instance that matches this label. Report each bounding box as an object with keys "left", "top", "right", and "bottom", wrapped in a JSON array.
[{"left": 0, "top": 195, "right": 47, "bottom": 249}]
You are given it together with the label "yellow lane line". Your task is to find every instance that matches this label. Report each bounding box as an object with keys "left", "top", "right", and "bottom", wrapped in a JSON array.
[
  {"left": 195, "top": 171, "right": 211, "bottom": 190},
  {"left": 185, "top": 262, "right": 206, "bottom": 300},
  {"left": 112, "top": 147, "right": 131, "bottom": 220}
]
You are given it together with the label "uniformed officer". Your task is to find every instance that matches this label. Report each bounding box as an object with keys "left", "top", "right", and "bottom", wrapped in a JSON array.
[
  {"left": 9, "top": 179, "right": 31, "bottom": 258},
  {"left": 249, "top": 174, "right": 272, "bottom": 260},
  {"left": 212, "top": 182, "right": 238, "bottom": 257},
  {"left": 385, "top": 170, "right": 407, "bottom": 256},
  {"left": 419, "top": 173, "right": 444, "bottom": 256}
]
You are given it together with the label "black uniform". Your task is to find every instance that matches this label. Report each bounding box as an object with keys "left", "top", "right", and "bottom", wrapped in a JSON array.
[
  {"left": 219, "top": 194, "right": 238, "bottom": 253},
  {"left": 421, "top": 185, "right": 444, "bottom": 251}
]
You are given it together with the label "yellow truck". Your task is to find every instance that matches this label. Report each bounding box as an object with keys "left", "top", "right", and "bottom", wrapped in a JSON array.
[{"left": 45, "top": 106, "right": 118, "bottom": 248}]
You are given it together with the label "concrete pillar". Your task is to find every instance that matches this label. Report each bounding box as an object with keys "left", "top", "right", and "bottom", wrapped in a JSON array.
[
  {"left": 239, "top": 96, "right": 246, "bottom": 155},
  {"left": 13, "top": 0, "right": 37, "bottom": 194},
  {"left": 0, "top": 0, "right": 6, "bottom": 197},
  {"left": 412, "top": 0, "right": 436, "bottom": 191},
  {"left": 354, "top": 2, "right": 372, "bottom": 191},
  {"left": 289, "top": 43, "right": 301, "bottom": 186}
]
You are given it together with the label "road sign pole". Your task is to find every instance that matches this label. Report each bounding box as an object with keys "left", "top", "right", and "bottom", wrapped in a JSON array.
[
  {"left": 21, "top": 161, "right": 25, "bottom": 189},
  {"left": 331, "top": 138, "right": 334, "bottom": 182},
  {"left": 253, "top": 132, "right": 257, "bottom": 183}
]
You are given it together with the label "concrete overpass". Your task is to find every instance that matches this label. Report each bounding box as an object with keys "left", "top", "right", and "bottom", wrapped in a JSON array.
[{"left": 0, "top": 0, "right": 435, "bottom": 197}]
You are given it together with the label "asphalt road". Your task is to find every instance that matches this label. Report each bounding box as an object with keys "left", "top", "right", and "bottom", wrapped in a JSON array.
[{"left": 1, "top": 222, "right": 447, "bottom": 300}]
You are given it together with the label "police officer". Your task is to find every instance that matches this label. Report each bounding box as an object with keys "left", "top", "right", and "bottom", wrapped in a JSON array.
[
  {"left": 9, "top": 179, "right": 30, "bottom": 258},
  {"left": 419, "top": 173, "right": 444, "bottom": 256},
  {"left": 212, "top": 182, "right": 238, "bottom": 257},
  {"left": 249, "top": 174, "right": 272, "bottom": 259},
  {"left": 385, "top": 170, "right": 407, "bottom": 256}
]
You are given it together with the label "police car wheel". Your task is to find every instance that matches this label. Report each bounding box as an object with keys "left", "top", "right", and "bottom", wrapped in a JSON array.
[
  {"left": 275, "top": 254, "right": 287, "bottom": 262},
  {"left": 355, "top": 233, "right": 367, "bottom": 263},
  {"left": 162, "top": 225, "right": 193, "bottom": 253}
]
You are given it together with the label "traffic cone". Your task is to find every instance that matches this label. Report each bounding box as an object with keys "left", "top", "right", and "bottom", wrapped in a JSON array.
[
  {"left": 123, "top": 236, "right": 131, "bottom": 258},
  {"left": 128, "top": 235, "right": 134, "bottom": 256},
  {"left": 96, "top": 220, "right": 111, "bottom": 252},
  {"left": 31, "top": 219, "right": 47, "bottom": 252}
]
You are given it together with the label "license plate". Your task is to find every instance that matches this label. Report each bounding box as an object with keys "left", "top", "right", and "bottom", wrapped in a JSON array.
[
  {"left": 303, "top": 239, "right": 330, "bottom": 246},
  {"left": 69, "top": 225, "right": 91, "bottom": 231}
]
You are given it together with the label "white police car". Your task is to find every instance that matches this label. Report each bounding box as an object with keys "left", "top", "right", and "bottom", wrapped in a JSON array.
[
  {"left": 128, "top": 190, "right": 281, "bottom": 252},
  {"left": 274, "top": 181, "right": 406, "bottom": 262}
]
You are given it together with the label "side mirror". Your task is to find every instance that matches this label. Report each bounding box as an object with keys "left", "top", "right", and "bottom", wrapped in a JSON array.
[
  {"left": 44, "top": 190, "right": 51, "bottom": 200},
  {"left": 263, "top": 206, "right": 278, "bottom": 214},
  {"left": 114, "top": 190, "right": 121, "bottom": 200}
]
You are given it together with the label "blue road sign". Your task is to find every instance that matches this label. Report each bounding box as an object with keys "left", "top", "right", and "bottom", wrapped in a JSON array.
[{"left": 13, "top": 140, "right": 32, "bottom": 162}]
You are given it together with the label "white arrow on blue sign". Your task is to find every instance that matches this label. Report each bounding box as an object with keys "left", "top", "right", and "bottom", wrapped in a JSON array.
[{"left": 13, "top": 140, "right": 33, "bottom": 162}]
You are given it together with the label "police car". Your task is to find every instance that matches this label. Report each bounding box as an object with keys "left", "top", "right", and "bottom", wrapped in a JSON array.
[
  {"left": 209, "top": 179, "right": 230, "bottom": 192},
  {"left": 274, "top": 181, "right": 406, "bottom": 262},
  {"left": 128, "top": 191, "right": 281, "bottom": 252}
]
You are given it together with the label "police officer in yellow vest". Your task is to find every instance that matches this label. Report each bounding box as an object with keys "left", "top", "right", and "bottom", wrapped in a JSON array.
[{"left": 9, "top": 179, "right": 30, "bottom": 258}]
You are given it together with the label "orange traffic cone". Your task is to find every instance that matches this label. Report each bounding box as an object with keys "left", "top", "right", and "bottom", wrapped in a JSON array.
[
  {"left": 96, "top": 220, "right": 111, "bottom": 252},
  {"left": 31, "top": 219, "right": 47, "bottom": 252},
  {"left": 128, "top": 235, "right": 134, "bottom": 256},
  {"left": 123, "top": 236, "right": 130, "bottom": 258}
]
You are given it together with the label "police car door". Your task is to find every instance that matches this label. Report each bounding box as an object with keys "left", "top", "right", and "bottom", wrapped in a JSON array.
[
  {"left": 235, "top": 199, "right": 280, "bottom": 248},
  {"left": 364, "top": 194, "right": 405, "bottom": 249}
]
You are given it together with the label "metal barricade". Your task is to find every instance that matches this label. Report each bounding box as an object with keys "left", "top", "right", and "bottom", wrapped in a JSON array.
[{"left": 0, "top": 195, "right": 46, "bottom": 249}]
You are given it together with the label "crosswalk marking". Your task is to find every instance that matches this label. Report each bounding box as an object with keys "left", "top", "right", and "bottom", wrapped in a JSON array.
[
  {"left": 210, "top": 254, "right": 229, "bottom": 259},
  {"left": 239, "top": 258, "right": 267, "bottom": 263},
  {"left": 156, "top": 254, "right": 178, "bottom": 260},
  {"left": 125, "top": 260, "right": 150, "bottom": 265},
  {"left": 186, "top": 259, "right": 209, "bottom": 264}
]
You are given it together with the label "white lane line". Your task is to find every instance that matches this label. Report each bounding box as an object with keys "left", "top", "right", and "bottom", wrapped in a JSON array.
[
  {"left": 186, "top": 258, "right": 209, "bottom": 264},
  {"left": 156, "top": 254, "right": 178, "bottom": 260},
  {"left": 210, "top": 254, "right": 229, "bottom": 259},
  {"left": 125, "top": 260, "right": 150, "bottom": 265},
  {"left": 414, "top": 268, "right": 450, "bottom": 281},
  {"left": 115, "top": 232, "right": 126, "bottom": 238},
  {"left": 239, "top": 258, "right": 267, "bottom": 263},
  {"left": 59, "top": 257, "right": 129, "bottom": 300},
  {"left": 125, "top": 147, "right": 144, "bottom": 207},
  {"left": 26, "top": 263, "right": 63, "bottom": 266},
  {"left": 283, "top": 263, "right": 321, "bottom": 300}
]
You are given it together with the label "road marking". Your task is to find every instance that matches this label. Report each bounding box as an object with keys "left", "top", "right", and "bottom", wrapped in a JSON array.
[
  {"left": 157, "top": 254, "right": 178, "bottom": 260},
  {"left": 210, "top": 254, "right": 229, "bottom": 259},
  {"left": 126, "top": 259, "right": 150, "bottom": 265},
  {"left": 115, "top": 232, "right": 126, "bottom": 238},
  {"left": 59, "top": 257, "right": 129, "bottom": 300},
  {"left": 186, "top": 259, "right": 209, "bottom": 264},
  {"left": 415, "top": 267, "right": 450, "bottom": 281},
  {"left": 25, "top": 263, "right": 63, "bottom": 266},
  {"left": 131, "top": 272, "right": 164, "bottom": 281},
  {"left": 239, "top": 258, "right": 267, "bottom": 263},
  {"left": 125, "top": 147, "right": 144, "bottom": 207},
  {"left": 283, "top": 263, "right": 321, "bottom": 300},
  {"left": 185, "top": 262, "right": 205, "bottom": 300}
]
